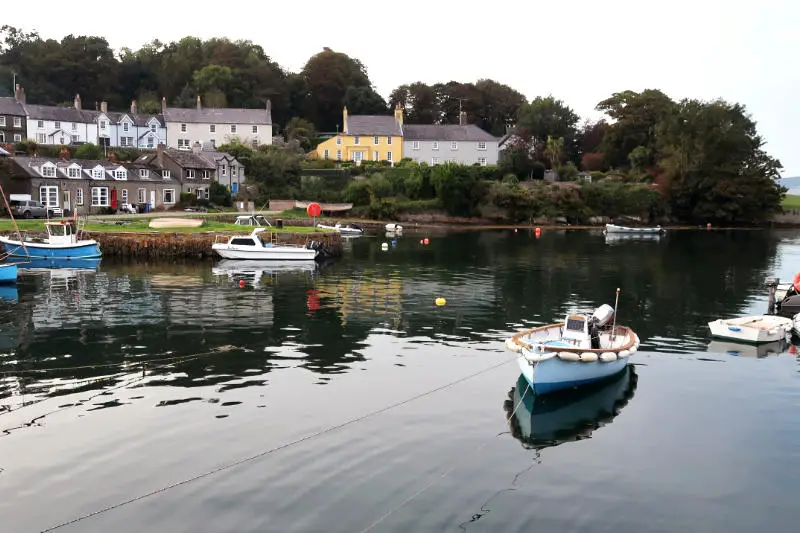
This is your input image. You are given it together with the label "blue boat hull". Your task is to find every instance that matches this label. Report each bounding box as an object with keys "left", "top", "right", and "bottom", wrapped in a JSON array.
[
  {"left": 6, "top": 257, "right": 101, "bottom": 271},
  {"left": 517, "top": 353, "right": 629, "bottom": 395},
  {"left": 0, "top": 240, "right": 102, "bottom": 260},
  {"left": 0, "top": 264, "right": 18, "bottom": 284}
]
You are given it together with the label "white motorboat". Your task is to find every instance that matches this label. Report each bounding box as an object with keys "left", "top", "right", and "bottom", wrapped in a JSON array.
[
  {"left": 385, "top": 223, "right": 403, "bottom": 233},
  {"left": 211, "top": 228, "right": 318, "bottom": 260},
  {"left": 316, "top": 222, "right": 364, "bottom": 235},
  {"left": 603, "top": 223, "right": 664, "bottom": 235},
  {"left": 707, "top": 315, "right": 792, "bottom": 344},
  {"left": 504, "top": 302, "right": 640, "bottom": 395}
]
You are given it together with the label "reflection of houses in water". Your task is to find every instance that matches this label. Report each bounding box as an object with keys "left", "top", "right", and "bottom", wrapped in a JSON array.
[
  {"left": 315, "top": 274, "right": 403, "bottom": 326},
  {"left": 401, "top": 277, "right": 497, "bottom": 313}
]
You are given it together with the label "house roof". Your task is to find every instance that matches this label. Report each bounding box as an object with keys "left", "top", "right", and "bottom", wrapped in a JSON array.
[
  {"left": 10, "top": 156, "right": 172, "bottom": 182},
  {"left": 22, "top": 104, "right": 96, "bottom": 123},
  {"left": 345, "top": 115, "right": 402, "bottom": 136},
  {"left": 199, "top": 143, "right": 241, "bottom": 166},
  {"left": 165, "top": 148, "right": 216, "bottom": 170},
  {"left": 0, "top": 97, "right": 25, "bottom": 116},
  {"left": 403, "top": 124, "right": 497, "bottom": 142},
  {"left": 163, "top": 106, "right": 272, "bottom": 125}
]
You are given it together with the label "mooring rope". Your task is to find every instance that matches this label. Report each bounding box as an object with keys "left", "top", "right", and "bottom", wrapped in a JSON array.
[
  {"left": 39, "top": 358, "right": 513, "bottom": 532},
  {"left": 359, "top": 379, "right": 532, "bottom": 533}
]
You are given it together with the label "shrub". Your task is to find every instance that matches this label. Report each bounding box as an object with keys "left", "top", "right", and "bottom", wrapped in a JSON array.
[{"left": 581, "top": 152, "right": 604, "bottom": 171}]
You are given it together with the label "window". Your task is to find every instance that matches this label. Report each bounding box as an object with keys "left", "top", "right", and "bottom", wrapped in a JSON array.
[
  {"left": 373, "top": 136, "right": 379, "bottom": 145},
  {"left": 477, "top": 141, "right": 487, "bottom": 150},
  {"left": 72, "top": 122, "right": 77, "bottom": 131},
  {"left": 54, "top": 121, "right": 61, "bottom": 129},
  {"left": 13, "top": 134, "right": 21, "bottom": 142},
  {"left": 162, "top": 170, "right": 171, "bottom": 179},
  {"left": 412, "top": 141, "right": 420, "bottom": 150},
  {"left": 221, "top": 166, "right": 227, "bottom": 177},
  {"left": 231, "top": 166, "right": 237, "bottom": 177},
  {"left": 230, "top": 238, "right": 256, "bottom": 246},
  {"left": 76, "top": 188, "right": 84, "bottom": 205},
  {"left": 387, "top": 152, "right": 392, "bottom": 162},
  {"left": 138, "top": 188, "right": 146, "bottom": 203},
  {"left": 123, "top": 122, "right": 130, "bottom": 132},
  {"left": 230, "top": 124, "right": 237, "bottom": 134},
  {"left": 40, "top": 186, "right": 58, "bottom": 207},
  {"left": 432, "top": 141, "right": 439, "bottom": 150},
  {"left": 451, "top": 141, "right": 458, "bottom": 150},
  {"left": 0, "top": 117, "right": 5, "bottom": 126},
  {"left": 113, "top": 169, "right": 127, "bottom": 180},
  {"left": 147, "top": 136, "right": 155, "bottom": 148},
  {"left": 354, "top": 136, "right": 360, "bottom": 145},
  {"left": 373, "top": 150, "right": 378, "bottom": 161},
  {"left": 252, "top": 125, "right": 258, "bottom": 134},
  {"left": 13, "top": 117, "right": 21, "bottom": 128},
  {"left": 163, "top": 189, "right": 176, "bottom": 204},
  {"left": 178, "top": 139, "right": 190, "bottom": 149},
  {"left": 251, "top": 139, "right": 258, "bottom": 148},
  {"left": 91, "top": 187, "right": 109, "bottom": 206},
  {"left": 387, "top": 136, "right": 392, "bottom": 145},
  {"left": 92, "top": 168, "right": 104, "bottom": 180},
  {"left": 478, "top": 157, "right": 487, "bottom": 166},
  {"left": 100, "top": 120, "right": 107, "bottom": 129},
  {"left": 150, "top": 123, "right": 157, "bottom": 132},
  {"left": 37, "top": 120, "right": 44, "bottom": 129},
  {"left": 201, "top": 170, "right": 210, "bottom": 180},
  {"left": 59, "top": 137, "right": 65, "bottom": 145},
  {"left": 209, "top": 124, "right": 216, "bottom": 133},
  {"left": 71, "top": 135, "right": 79, "bottom": 143},
  {"left": 120, "top": 137, "right": 133, "bottom": 147},
  {"left": 0, "top": 132, "right": 3, "bottom": 142},
  {"left": 431, "top": 157, "right": 439, "bottom": 165},
  {"left": 68, "top": 167, "right": 80, "bottom": 178},
  {"left": 336, "top": 149, "right": 341, "bottom": 161},
  {"left": 210, "top": 139, "right": 216, "bottom": 148},
  {"left": 180, "top": 124, "right": 187, "bottom": 132},
  {"left": 41, "top": 165, "right": 56, "bottom": 177},
  {"left": 121, "top": 189, "right": 129, "bottom": 203},
  {"left": 336, "top": 137, "right": 342, "bottom": 145},
  {"left": 186, "top": 169, "right": 195, "bottom": 179},
  {"left": 139, "top": 169, "right": 148, "bottom": 178},
  {"left": 37, "top": 134, "right": 46, "bottom": 143},
  {"left": 323, "top": 149, "right": 329, "bottom": 159},
  {"left": 196, "top": 188, "right": 210, "bottom": 200}
]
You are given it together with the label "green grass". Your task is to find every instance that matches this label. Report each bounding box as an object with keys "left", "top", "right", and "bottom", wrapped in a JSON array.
[
  {"left": 0, "top": 219, "right": 331, "bottom": 234},
  {"left": 783, "top": 195, "right": 800, "bottom": 210}
]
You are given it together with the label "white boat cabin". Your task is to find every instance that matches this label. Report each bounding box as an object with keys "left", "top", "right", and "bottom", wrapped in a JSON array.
[
  {"left": 45, "top": 221, "right": 80, "bottom": 245},
  {"left": 234, "top": 215, "right": 271, "bottom": 227}
]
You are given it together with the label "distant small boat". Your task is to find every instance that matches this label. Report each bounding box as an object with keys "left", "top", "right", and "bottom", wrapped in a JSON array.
[
  {"left": 0, "top": 263, "right": 18, "bottom": 284},
  {"left": 385, "top": 223, "right": 403, "bottom": 233},
  {"left": 0, "top": 220, "right": 101, "bottom": 259},
  {"left": 708, "top": 315, "right": 792, "bottom": 344},
  {"left": 211, "top": 228, "right": 318, "bottom": 260},
  {"left": 148, "top": 217, "right": 204, "bottom": 229},
  {"left": 316, "top": 222, "right": 364, "bottom": 235},
  {"left": 603, "top": 223, "right": 664, "bottom": 234}
]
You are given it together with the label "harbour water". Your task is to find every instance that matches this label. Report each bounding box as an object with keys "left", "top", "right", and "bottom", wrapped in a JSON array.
[{"left": 1, "top": 228, "right": 799, "bottom": 532}]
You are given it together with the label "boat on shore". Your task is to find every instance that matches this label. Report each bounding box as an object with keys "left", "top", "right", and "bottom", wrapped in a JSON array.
[
  {"left": 504, "top": 296, "right": 640, "bottom": 394},
  {"left": 211, "top": 228, "right": 318, "bottom": 260},
  {"left": 603, "top": 223, "right": 664, "bottom": 235},
  {"left": 708, "top": 315, "right": 792, "bottom": 344},
  {"left": 316, "top": 222, "right": 364, "bottom": 235},
  {"left": 148, "top": 217, "right": 204, "bottom": 229},
  {"left": 0, "top": 220, "right": 101, "bottom": 260}
]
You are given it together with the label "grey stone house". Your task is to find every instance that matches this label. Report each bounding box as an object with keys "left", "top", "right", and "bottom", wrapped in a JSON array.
[
  {"left": 0, "top": 87, "right": 27, "bottom": 145},
  {"left": 1, "top": 151, "right": 179, "bottom": 214},
  {"left": 199, "top": 142, "right": 246, "bottom": 195},
  {"left": 135, "top": 144, "right": 216, "bottom": 200},
  {"left": 402, "top": 112, "right": 500, "bottom": 166}
]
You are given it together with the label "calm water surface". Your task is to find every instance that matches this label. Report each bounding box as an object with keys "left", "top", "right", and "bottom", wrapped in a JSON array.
[{"left": 1, "top": 229, "right": 799, "bottom": 532}]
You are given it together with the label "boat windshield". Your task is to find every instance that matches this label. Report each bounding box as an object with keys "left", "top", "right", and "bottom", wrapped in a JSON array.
[{"left": 565, "top": 317, "right": 585, "bottom": 332}]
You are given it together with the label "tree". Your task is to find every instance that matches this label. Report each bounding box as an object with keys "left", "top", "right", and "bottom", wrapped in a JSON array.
[
  {"left": 498, "top": 136, "right": 536, "bottom": 179},
  {"left": 283, "top": 117, "right": 316, "bottom": 151},
  {"left": 301, "top": 48, "right": 372, "bottom": 131},
  {"left": 472, "top": 79, "right": 526, "bottom": 136},
  {"left": 581, "top": 153, "right": 604, "bottom": 171},
  {"left": 516, "top": 96, "right": 580, "bottom": 161},
  {"left": 74, "top": 143, "right": 102, "bottom": 160},
  {"left": 388, "top": 82, "right": 441, "bottom": 124},
  {"left": 209, "top": 181, "right": 233, "bottom": 206},
  {"left": 544, "top": 136, "right": 564, "bottom": 171},
  {"left": 343, "top": 85, "right": 387, "bottom": 115},
  {"left": 576, "top": 119, "right": 609, "bottom": 159}
]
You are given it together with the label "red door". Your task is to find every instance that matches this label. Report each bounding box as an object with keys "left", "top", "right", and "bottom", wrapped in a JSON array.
[{"left": 111, "top": 189, "right": 118, "bottom": 210}]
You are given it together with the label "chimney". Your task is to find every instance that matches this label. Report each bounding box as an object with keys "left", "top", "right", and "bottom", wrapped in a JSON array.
[
  {"left": 14, "top": 84, "right": 25, "bottom": 104},
  {"left": 161, "top": 96, "right": 167, "bottom": 115},
  {"left": 108, "top": 151, "right": 119, "bottom": 163},
  {"left": 192, "top": 141, "right": 202, "bottom": 154},
  {"left": 394, "top": 103, "right": 403, "bottom": 127},
  {"left": 265, "top": 99, "right": 272, "bottom": 124},
  {"left": 196, "top": 95, "right": 202, "bottom": 110},
  {"left": 19, "top": 87, "right": 26, "bottom": 105},
  {"left": 156, "top": 143, "right": 165, "bottom": 168},
  {"left": 100, "top": 101, "right": 108, "bottom": 114},
  {"left": 131, "top": 100, "right": 138, "bottom": 115},
  {"left": 459, "top": 110, "right": 467, "bottom": 126},
  {"left": 74, "top": 94, "right": 82, "bottom": 110},
  {"left": 59, "top": 147, "right": 70, "bottom": 161},
  {"left": 342, "top": 106, "right": 348, "bottom": 134}
]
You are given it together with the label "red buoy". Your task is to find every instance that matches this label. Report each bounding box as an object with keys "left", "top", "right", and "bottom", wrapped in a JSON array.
[
  {"left": 423, "top": 237, "right": 430, "bottom": 245},
  {"left": 239, "top": 279, "right": 245, "bottom": 288},
  {"left": 306, "top": 202, "right": 321, "bottom": 217}
]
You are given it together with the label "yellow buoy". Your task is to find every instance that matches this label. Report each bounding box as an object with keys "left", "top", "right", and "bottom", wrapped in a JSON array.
[{"left": 435, "top": 297, "right": 446, "bottom": 306}]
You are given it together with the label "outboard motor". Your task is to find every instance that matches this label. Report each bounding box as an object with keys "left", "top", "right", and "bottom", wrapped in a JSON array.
[
  {"left": 765, "top": 276, "right": 780, "bottom": 314},
  {"left": 592, "top": 304, "right": 615, "bottom": 329}
]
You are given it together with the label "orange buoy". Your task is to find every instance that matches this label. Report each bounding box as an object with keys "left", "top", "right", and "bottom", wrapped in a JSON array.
[
  {"left": 793, "top": 272, "right": 800, "bottom": 293},
  {"left": 423, "top": 237, "right": 430, "bottom": 245}
]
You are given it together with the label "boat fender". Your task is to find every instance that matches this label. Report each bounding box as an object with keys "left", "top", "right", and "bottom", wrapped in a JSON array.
[
  {"left": 523, "top": 352, "right": 541, "bottom": 363},
  {"left": 579, "top": 352, "right": 598, "bottom": 362},
  {"left": 628, "top": 345, "right": 637, "bottom": 355},
  {"left": 538, "top": 352, "right": 558, "bottom": 362},
  {"left": 794, "top": 272, "right": 800, "bottom": 293},
  {"left": 557, "top": 351, "right": 580, "bottom": 362},
  {"left": 599, "top": 352, "right": 617, "bottom": 362},
  {"left": 618, "top": 349, "right": 631, "bottom": 358}
]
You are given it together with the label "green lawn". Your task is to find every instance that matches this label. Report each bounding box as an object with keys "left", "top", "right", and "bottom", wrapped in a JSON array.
[
  {"left": 0, "top": 219, "right": 332, "bottom": 234},
  {"left": 783, "top": 195, "right": 800, "bottom": 210}
]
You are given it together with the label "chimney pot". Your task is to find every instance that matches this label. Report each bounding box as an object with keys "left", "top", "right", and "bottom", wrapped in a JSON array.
[
  {"left": 196, "top": 95, "right": 202, "bottom": 110},
  {"left": 131, "top": 100, "right": 138, "bottom": 115},
  {"left": 161, "top": 96, "right": 167, "bottom": 115},
  {"left": 459, "top": 111, "right": 467, "bottom": 126},
  {"left": 100, "top": 101, "right": 108, "bottom": 114},
  {"left": 74, "top": 94, "right": 82, "bottom": 110}
]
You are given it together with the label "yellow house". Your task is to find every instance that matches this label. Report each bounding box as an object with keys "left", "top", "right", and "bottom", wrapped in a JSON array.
[{"left": 315, "top": 104, "right": 404, "bottom": 164}]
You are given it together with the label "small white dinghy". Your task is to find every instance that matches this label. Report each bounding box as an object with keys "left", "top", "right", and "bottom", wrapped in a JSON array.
[
  {"left": 505, "top": 294, "right": 641, "bottom": 395},
  {"left": 707, "top": 315, "right": 792, "bottom": 344},
  {"left": 604, "top": 223, "right": 664, "bottom": 234}
]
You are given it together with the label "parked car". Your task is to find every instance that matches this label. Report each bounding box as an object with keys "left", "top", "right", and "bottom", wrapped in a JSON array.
[
  {"left": 48, "top": 207, "right": 63, "bottom": 217},
  {"left": 8, "top": 200, "right": 48, "bottom": 219},
  {"left": 119, "top": 203, "right": 138, "bottom": 214}
]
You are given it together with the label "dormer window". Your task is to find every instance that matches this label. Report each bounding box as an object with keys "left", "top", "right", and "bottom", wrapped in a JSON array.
[
  {"left": 92, "top": 168, "right": 104, "bottom": 180},
  {"left": 230, "top": 124, "right": 237, "bottom": 134},
  {"left": 41, "top": 165, "right": 56, "bottom": 177},
  {"left": 162, "top": 170, "right": 171, "bottom": 180},
  {"left": 100, "top": 120, "right": 107, "bottom": 129},
  {"left": 113, "top": 169, "right": 127, "bottom": 180},
  {"left": 67, "top": 167, "right": 80, "bottom": 178},
  {"left": 202, "top": 170, "right": 210, "bottom": 180},
  {"left": 139, "top": 169, "right": 148, "bottom": 178}
]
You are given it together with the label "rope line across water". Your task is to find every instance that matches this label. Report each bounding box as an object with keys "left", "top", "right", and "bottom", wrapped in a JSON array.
[{"left": 39, "top": 358, "right": 513, "bottom": 532}]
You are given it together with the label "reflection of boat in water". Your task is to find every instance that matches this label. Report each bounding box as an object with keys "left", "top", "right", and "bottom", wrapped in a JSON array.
[
  {"left": 6, "top": 257, "right": 101, "bottom": 271},
  {"left": 604, "top": 232, "right": 662, "bottom": 244},
  {"left": 0, "top": 284, "right": 19, "bottom": 302},
  {"left": 504, "top": 365, "right": 638, "bottom": 450},
  {"left": 212, "top": 259, "right": 317, "bottom": 286},
  {"left": 707, "top": 339, "right": 791, "bottom": 358}
]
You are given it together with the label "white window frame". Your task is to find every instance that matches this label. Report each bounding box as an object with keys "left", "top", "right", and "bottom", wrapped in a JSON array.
[
  {"left": 67, "top": 167, "right": 80, "bottom": 178},
  {"left": 209, "top": 124, "right": 216, "bottom": 133},
  {"left": 150, "top": 123, "right": 157, "bottom": 132},
  {"left": 336, "top": 137, "right": 342, "bottom": 145},
  {"left": 37, "top": 133, "right": 46, "bottom": 143},
  {"left": 178, "top": 139, "right": 190, "bottom": 149},
  {"left": 432, "top": 141, "right": 439, "bottom": 150},
  {"left": 232, "top": 166, "right": 237, "bottom": 177},
  {"left": 186, "top": 169, "right": 196, "bottom": 179},
  {"left": 373, "top": 150, "right": 378, "bottom": 161},
  {"left": 100, "top": 120, "right": 107, "bottom": 129},
  {"left": 323, "top": 149, "right": 329, "bottom": 159},
  {"left": 354, "top": 136, "right": 360, "bottom": 145},
  {"left": 373, "top": 136, "right": 379, "bottom": 145},
  {"left": 162, "top": 170, "right": 171, "bottom": 179},
  {"left": 91, "top": 186, "right": 109, "bottom": 207},
  {"left": 230, "top": 124, "right": 237, "bottom": 134},
  {"left": 451, "top": 141, "right": 458, "bottom": 150},
  {"left": 137, "top": 188, "right": 146, "bottom": 203},
  {"left": 477, "top": 141, "right": 487, "bottom": 150},
  {"left": 412, "top": 141, "right": 420, "bottom": 150},
  {"left": 54, "top": 121, "right": 61, "bottom": 129},
  {"left": 139, "top": 169, "right": 148, "bottom": 178},
  {"left": 41, "top": 164, "right": 56, "bottom": 177},
  {"left": 336, "top": 149, "right": 341, "bottom": 161},
  {"left": 120, "top": 189, "right": 129, "bottom": 203},
  {"left": 13, "top": 117, "right": 22, "bottom": 127},
  {"left": 76, "top": 188, "right": 84, "bottom": 205},
  {"left": 202, "top": 170, "right": 210, "bottom": 180},
  {"left": 40, "top": 186, "right": 58, "bottom": 207},
  {"left": 252, "top": 125, "right": 258, "bottom": 134},
  {"left": 37, "top": 120, "right": 44, "bottom": 129},
  {"left": 387, "top": 151, "right": 393, "bottom": 162},
  {"left": 478, "top": 157, "right": 488, "bottom": 166},
  {"left": 113, "top": 169, "right": 127, "bottom": 180},
  {"left": 13, "top": 134, "right": 21, "bottom": 142},
  {"left": 387, "top": 136, "right": 392, "bottom": 145},
  {"left": 92, "top": 168, "right": 104, "bottom": 180},
  {"left": 147, "top": 136, "right": 155, "bottom": 148},
  {"left": 72, "top": 122, "right": 77, "bottom": 131},
  {"left": 0, "top": 117, "right": 5, "bottom": 127},
  {"left": 221, "top": 166, "right": 227, "bottom": 177},
  {"left": 180, "top": 123, "right": 187, "bottom": 132},
  {"left": 431, "top": 157, "right": 439, "bottom": 165},
  {"left": 163, "top": 189, "right": 176, "bottom": 204},
  {"left": 123, "top": 122, "right": 130, "bottom": 132},
  {"left": 71, "top": 135, "right": 79, "bottom": 143}
]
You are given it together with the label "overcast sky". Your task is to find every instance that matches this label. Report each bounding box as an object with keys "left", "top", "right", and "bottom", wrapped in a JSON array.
[{"left": 4, "top": 0, "right": 798, "bottom": 175}]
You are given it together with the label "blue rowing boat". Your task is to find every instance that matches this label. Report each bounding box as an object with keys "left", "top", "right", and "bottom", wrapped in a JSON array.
[{"left": 0, "top": 220, "right": 101, "bottom": 260}]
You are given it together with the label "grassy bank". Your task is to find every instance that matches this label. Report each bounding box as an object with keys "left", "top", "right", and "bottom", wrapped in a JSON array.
[
  {"left": 0, "top": 219, "right": 327, "bottom": 234},
  {"left": 782, "top": 195, "right": 800, "bottom": 210}
]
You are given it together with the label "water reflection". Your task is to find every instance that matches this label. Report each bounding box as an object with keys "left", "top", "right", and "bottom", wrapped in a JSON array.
[
  {"left": 504, "top": 365, "right": 638, "bottom": 450},
  {"left": 707, "top": 339, "right": 794, "bottom": 358},
  {"left": 8, "top": 257, "right": 102, "bottom": 271},
  {"left": 212, "top": 259, "right": 317, "bottom": 287}
]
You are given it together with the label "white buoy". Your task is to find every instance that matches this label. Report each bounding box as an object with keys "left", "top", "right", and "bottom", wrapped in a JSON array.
[{"left": 381, "top": 242, "right": 389, "bottom": 251}]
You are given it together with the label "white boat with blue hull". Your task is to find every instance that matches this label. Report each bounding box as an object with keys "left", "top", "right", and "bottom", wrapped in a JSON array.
[
  {"left": 0, "top": 220, "right": 101, "bottom": 259},
  {"left": 505, "top": 302, "right": 640, "bottom": 395}
]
